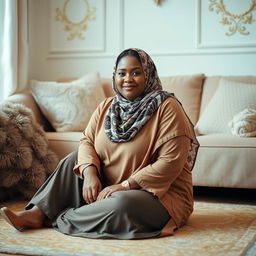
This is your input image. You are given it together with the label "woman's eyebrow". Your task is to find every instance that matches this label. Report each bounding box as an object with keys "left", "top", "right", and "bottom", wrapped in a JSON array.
[{"left": 117, "top": 66, "right": 142, "bottom": 71}]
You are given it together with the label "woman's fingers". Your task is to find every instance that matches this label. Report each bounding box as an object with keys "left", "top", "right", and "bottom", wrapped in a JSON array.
[
  {"left": 83, "top": 187, "right": 92, "bottom": 204},
  {"left": 82, "top": 175, "right": 102, "bottom": 204},
  {"left": 97, "top": 185, "right": 121, "bottom": 201},
  {"left": 91, "top": 184, "right": 101, "bottom": 202},
  {"left": 83, "top": 184, "right": 102, "bottom": 204},
  {"left": 87, "top": 187, "right": 94, "bottom": 204},
  {"left": 83, "top": 187, "right": 90, "bottom": 203},
  {"left": 96, "top": 189, "right": 107, "bottom": 201}
]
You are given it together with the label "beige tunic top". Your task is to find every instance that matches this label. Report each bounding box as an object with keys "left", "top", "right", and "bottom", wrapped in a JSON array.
[{"left": 74, "top": 96, "right": 197, "bottom": 236}]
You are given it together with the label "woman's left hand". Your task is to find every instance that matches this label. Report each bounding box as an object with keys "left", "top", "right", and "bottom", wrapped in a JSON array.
[{"left": 96, "top": 184, "right": 125, "bottom": 201}]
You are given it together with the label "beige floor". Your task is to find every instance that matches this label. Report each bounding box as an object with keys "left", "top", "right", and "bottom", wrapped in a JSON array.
[{"left": 0, "top": 187, "right": 256, "bottom": 256}]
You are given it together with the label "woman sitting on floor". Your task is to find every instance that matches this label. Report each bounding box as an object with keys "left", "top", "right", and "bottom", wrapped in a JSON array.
[{"left": 0, "top": 48, "right": 199, "bottom": 239}]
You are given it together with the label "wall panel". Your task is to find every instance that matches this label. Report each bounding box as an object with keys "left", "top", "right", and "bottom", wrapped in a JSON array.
[
  {"left": 28, "top": 0, "right": 256, "bottom": 82},
  {"left": 49, "top": 0, "right": 106, "bottom": 54}
]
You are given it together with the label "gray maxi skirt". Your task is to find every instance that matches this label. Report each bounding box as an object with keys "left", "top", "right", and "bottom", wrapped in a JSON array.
[{"left": 26, "top": 151, "right": 170, "bottom": 239}]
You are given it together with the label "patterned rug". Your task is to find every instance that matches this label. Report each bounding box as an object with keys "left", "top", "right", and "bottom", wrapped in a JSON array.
[{"left": 0, "top": 201, "right": 255, "bottom": 256}]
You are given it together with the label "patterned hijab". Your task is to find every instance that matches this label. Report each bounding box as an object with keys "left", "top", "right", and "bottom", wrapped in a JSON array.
[{"left": 104, "top": 48, "right": 173, "bottom": 143}]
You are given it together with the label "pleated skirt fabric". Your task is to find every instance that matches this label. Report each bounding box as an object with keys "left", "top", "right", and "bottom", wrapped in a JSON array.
[{"left": 26, "top": 152, "right": 170, "bottom": 239}]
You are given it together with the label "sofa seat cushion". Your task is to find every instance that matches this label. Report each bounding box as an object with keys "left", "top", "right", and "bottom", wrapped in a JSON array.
[
  {"left": 198, "top": 134, "right": 256, "bottom": 147},
  {"left": 46, "top": 132, "right": 82, "bottom": 159},
  {"left": 193, "top": 135, "right": 256, "bottom": 188}
]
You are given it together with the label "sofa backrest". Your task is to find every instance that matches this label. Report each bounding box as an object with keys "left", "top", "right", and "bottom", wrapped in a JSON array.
[
  {"left": 200, "top": 76, "right": 256, "bottom": 116},
  {"left": 7, "top": 92, "right": 54, "bottom": 131},
  {"left": 101, "top": 78, "right": 114, "bottom": 98},
  {"left": 160, "top": 74, "right": 204, "bottom": 125}
]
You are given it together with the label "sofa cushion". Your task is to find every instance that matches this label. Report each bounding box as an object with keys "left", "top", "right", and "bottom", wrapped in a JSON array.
[
  {"left": 197, "top": 134, "right": 256, "bottom": 147},
  {"left": 193, "top": 134, "right": 256, "bottom": 188},
  {"left": 195, "top": 79, "right": 256, "bottom": 135},
  {"left": 199, "top": 76, "right": 256, "bottom": 115},
  {"left": 31, "top": 72, "right": 105, "bottom": 132},
  {"left": 160, "top": 74, "right": 204, "bottom": 125}
]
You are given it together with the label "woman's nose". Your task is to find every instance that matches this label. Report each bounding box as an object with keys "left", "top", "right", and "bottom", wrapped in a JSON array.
[{"left": 125, "top": 74, "right": 133, "bottom": 82}]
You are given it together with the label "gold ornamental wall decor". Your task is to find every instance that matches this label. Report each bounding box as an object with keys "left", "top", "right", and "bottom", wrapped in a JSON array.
[
  {"left": 56, "top": 0, "right": 96, "bottom": 40},
  {"left": 209, "top": 0, "right": 256, "bottom": 36}
]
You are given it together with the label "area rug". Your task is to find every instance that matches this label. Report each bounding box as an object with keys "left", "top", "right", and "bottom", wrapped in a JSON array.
[{"left": 0, "top": 201, "right": 255, "bottom": 256}]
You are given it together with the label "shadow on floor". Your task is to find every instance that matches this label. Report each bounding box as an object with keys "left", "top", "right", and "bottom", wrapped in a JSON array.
[{"left": 193, "top": 186, "right": 256, "bottom": 205}]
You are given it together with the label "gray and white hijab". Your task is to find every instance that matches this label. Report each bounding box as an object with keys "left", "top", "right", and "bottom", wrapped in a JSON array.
[
  {"left": 104, "top": 48, "right": 173, "bottom": 142},
  {"left": 104, "top": 48, "right": 199, "bottom": 171}
]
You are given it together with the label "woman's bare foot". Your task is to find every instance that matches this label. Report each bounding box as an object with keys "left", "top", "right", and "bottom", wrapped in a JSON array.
[{"left": 0, "top": 206, "right": 45, "bottom": 231}]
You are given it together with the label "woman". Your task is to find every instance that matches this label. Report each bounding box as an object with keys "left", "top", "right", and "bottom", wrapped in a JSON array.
[{"left": 0, "top": 48, "right": 199, "bottom": 239}]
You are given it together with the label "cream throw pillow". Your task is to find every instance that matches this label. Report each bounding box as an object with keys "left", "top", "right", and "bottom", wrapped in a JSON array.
[
  {"left": 31, "top": 72, "right": 105, "bottom": 132},
  {"left": 195, "top": 79, "right": 256, "bottom": 135}
]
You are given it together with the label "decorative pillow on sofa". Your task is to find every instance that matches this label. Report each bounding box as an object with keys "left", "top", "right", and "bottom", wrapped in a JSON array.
[
  {"left": 195, "top": 79, "right": 256, "bottom": 135},
  {"left": 31, "top": 72, "right": 105, "bottom": 132}
]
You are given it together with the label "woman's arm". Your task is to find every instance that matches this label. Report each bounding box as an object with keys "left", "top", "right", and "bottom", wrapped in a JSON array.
[
  {"left": 73, "top": 99, "right": 112, "bottom": 178},
  {"left": 82, "top": 165, "right": 102, "bottom": 204},
  {"left": 130, "top": 135, "right": 190, "bottom": 199},
  {"left": 73, "top": 99, "right": 112, "bottom": 203},
  {"left": 127, "top": 98, "right": 193, "bottom": 199}
]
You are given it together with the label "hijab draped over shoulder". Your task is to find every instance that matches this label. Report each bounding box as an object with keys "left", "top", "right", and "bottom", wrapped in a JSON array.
[
  {"left": 104, "top": 48, "right": 173, "bottom": 142},
  {"left": 104, "top": 48, "right": 199, "bottom": 171}
]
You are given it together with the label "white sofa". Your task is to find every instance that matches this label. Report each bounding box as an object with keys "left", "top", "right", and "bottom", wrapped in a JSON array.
[{"left": 6, "top": 74, "right": 256, "bottom": 189}]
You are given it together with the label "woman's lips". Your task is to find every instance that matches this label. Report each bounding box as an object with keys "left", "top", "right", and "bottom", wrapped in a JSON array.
[{"left": 123, "top": 85, "right": 136, "bottom": 91}]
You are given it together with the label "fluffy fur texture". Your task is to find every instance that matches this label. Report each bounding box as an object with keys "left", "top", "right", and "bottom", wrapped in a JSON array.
[{"left": 0, "top": 102, "right": 59, "bottom": 200}]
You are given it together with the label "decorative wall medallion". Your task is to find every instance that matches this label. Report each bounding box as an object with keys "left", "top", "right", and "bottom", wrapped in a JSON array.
[
  {"left": 56, "top": 0, "right": 96, "bottom": 40},
  {"left": 209, "top": 0, "right": 256, "bottom": 36}
]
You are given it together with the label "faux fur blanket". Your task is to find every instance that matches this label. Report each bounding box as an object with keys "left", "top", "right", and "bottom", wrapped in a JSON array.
[
  {"left": 0, "top": 101, "right": 59, "bottom": 200},
  {"left": 229, "top": 108, "right": 256, "bottom": 137}
]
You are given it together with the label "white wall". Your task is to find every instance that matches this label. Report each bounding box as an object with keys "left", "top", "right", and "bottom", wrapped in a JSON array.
[{"left": 28, "top": 0, "right": 256, "bottom": 82}]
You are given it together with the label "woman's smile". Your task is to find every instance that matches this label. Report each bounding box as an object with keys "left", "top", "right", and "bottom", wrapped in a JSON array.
[
  {"left": 115, "top": 55, "right": 145, "bottom": 100},
  {"left": 123, "top": 85, "right": 136, "bottom": 91}
]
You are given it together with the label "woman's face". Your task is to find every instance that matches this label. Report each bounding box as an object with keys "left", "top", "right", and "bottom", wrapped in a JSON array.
[{"left": 115, "top": 55, "right": 146, "bottom": 100}]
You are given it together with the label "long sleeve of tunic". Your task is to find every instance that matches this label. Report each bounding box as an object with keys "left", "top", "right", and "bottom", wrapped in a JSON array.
[{"left": 73, "top": 96, "right": 197, "bottom": 236}]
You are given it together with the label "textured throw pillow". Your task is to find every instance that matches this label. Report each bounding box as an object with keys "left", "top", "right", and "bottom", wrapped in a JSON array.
[
  {"left": 195, "top": 79, "right": 256, "bottom": 135},
  {"left": 31, "top": 72, "right": 105, "bottom": 132}
]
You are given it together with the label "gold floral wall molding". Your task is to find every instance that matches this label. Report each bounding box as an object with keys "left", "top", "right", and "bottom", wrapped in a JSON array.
[
  {"left": 209, "top": 0, "right": 256, "bottom": 36},
  {"left": 56, "top": 0, "right": 96, "bottom": 40}
]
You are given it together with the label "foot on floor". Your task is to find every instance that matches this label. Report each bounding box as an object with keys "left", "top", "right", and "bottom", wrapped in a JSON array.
[{"left": 0, "top": 207, "right": 44, "bottom": 231}]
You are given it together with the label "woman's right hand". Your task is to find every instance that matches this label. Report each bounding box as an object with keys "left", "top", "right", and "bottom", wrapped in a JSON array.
[{"left": 82, "top": 166, "right": 102, "bottom": 204}]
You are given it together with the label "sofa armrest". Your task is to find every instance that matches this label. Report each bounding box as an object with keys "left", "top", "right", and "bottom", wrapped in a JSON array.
[{"left": 4, "top": 91, "right": 53, "bottom": 131}]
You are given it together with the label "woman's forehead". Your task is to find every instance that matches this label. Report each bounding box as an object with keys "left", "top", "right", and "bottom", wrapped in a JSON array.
[{"left": 116, "top": 55, "right": 143, "bottom": 70}]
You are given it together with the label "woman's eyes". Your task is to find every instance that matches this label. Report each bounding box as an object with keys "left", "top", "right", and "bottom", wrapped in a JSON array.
[
  {"left": 118, "top": 71, "right": 141, "bottom": 77},
  {"left": 118, "top": 72, "right": 126, "bottom": 77},
  {"left": 133, "top": 71, "right": 141, "bottom": 76}
]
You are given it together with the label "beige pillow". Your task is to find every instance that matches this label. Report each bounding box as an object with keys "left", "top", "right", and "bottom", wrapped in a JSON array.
[
  {"left": 195, "top": 79, "right": 256, "bottom": 135},
  {"left": 161, "top": 74, "right": 205, "bottom": 124},
  {"left": 31, "top": 72, "right": 105, "bottom": 132}
]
